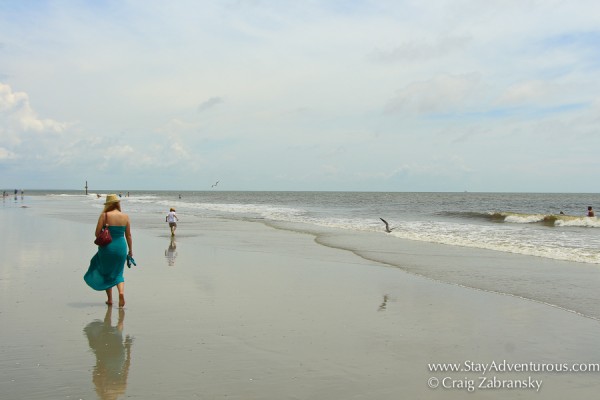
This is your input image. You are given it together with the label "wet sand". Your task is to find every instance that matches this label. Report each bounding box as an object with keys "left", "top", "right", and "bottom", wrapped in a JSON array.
[{"left": 1, "top": 197, "right": 600, "bottom": 399}]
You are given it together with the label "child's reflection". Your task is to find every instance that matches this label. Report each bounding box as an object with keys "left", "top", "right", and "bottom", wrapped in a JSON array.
[
  {"left": 84, "top": 307, "right": 133, "bottom": 400},
  {"left": 165, "top": 236, "right": 177, "bottom": 266}
]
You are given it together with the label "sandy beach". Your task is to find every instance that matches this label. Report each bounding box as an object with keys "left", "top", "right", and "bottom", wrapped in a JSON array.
[{"left": 1, "top": 196, "right": 600, "bottom": 399}]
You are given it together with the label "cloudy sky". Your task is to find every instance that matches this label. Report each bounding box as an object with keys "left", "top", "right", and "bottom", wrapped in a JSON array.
[{"left": 1, "top": 0, "right": 599, "bottom": 192}]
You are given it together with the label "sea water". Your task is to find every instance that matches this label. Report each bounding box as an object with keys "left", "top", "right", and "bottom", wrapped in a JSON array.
[
  {"left": 19, "top": 190, "right": 600, "bottom": 265},
  {"left": 152, "top": 192, "right": 598, "bottom": 264},
  {"left": 10, "top": 190, "right": 600, "bottom": 319}
]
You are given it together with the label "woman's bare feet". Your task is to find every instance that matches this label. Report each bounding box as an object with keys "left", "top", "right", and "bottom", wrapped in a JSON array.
[
  {"left": 106, "top": 288, "right": 113, "bottom": 306},
  {"left": 118, "top": 294, "right": 125, "bottom": 308}
]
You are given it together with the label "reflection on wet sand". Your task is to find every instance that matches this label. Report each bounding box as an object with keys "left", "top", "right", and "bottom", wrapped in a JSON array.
[
  {"left": 165, "top": 236, "right": 177, "bottom": 266},
  {"left": 84, "top": 307, "right": 133, "bottom": 400},
  {"left": 378, "top": 294, "right": 389, "bottom": 311}
]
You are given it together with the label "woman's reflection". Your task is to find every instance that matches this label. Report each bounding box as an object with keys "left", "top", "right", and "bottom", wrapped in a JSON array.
[
  {"left": 84, "top": 307, "right": 133, "bottom": 400},
  {"left": 165, "top": 236, "right": 177, "bottom": 266}
]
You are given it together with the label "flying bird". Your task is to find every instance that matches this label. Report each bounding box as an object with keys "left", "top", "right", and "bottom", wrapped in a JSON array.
[
  {"left": 380, "top": 218, "right": 395, "bottom": 233},
  {"left": 211, "top": 180, "right": 220, "bottom": 188}
]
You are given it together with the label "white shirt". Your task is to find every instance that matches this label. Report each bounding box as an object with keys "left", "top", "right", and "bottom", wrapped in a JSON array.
[{"left": 166, "top": 211, "right": 178, "bottom": 223}]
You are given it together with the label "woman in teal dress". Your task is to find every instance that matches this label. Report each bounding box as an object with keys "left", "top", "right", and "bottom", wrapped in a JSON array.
[{"left": 85, "top": 194, "right": 133, "bottom": 308}]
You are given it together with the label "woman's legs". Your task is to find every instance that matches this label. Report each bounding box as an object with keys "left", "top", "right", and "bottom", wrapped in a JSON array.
[
  {"left": 117, "top": 282, "right": 125, "bottom": 308},
  {"left": 105, "top": 283, "right": 125, "bottom": 307}
]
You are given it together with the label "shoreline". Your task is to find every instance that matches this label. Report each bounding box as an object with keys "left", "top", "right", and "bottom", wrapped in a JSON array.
[
  {"left": 2, "top": 197, "right": 600, "bottom": 399},
  {"left": 265, "top": 219, "right": 600, "bottom": 321}
]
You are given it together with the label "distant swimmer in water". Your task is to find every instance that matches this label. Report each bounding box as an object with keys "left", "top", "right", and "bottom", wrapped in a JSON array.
[{"left": 587, "top": 206, "right": 595, "bottom": 217}]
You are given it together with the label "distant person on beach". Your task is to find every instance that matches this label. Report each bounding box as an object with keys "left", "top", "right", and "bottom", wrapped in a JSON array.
[
  {"left": 84, "top": 194, "right": 133, "bottom": 308},
  {"left": 166, "top": 208, "right": 179, "bottom": 236},
  {"left": 588, "top": 206, "right": 595, "bottom": 217}
]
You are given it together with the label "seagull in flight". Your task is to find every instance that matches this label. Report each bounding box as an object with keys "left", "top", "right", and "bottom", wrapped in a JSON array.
[
  {"left": 380, "top": 218, "right": 395, "bottom": 233},
  {"left": 211, "top": 180, "right": 219, "bottom": 188}
]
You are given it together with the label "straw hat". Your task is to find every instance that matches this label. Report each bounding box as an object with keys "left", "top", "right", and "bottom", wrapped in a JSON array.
[{"left": 104, "top": 194, "right": 120, "bottom": 205}]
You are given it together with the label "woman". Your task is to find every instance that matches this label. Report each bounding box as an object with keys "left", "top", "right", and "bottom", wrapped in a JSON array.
[{"left": 84, "top": 194, "right": 133, "bottom": 308}]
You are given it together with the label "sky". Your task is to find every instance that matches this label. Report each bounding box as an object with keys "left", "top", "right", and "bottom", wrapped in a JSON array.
[{"left": 1, "top": 0, "right": 600, "bottom": 192}]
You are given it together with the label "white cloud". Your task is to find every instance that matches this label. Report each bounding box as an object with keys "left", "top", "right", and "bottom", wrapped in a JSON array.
[
  {"left": 0, "top": 83, "right": 67, "bottom": 148},
  {"left": 496, "top": 81, "right": 554, "bottom": 105},
  {"left": 1, "top": 1, "right": 600, "bottom": 191},
  {"left": 198, "top": 97, "right": 224, "bottom": 113},
  {"left": 0, "top": 146, "right": 18, "bottom": 160},
  {"left": 384, "top": 73, "right": 483, "bottom": 116},
  {"left": 105, "top": 145, "right": 135, "bottom": 160},
  {"left": 370, "top": 35, "right": 471, "bottom": 64}
]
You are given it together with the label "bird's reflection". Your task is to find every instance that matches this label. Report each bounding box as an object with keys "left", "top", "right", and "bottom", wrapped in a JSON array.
[
  {"left": 378, "top": 294, "right": 389, "bottom": 311},
  {"left": 165, "top": 236, "right": 178, "bottom": 266},
  {"left": 84, "top": 307, "right": 133, "bottom": 400}
]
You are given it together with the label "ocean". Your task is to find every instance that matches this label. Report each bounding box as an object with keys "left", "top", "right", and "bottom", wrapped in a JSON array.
[
  {"left": 7, "top": 190, "right": 600, "bottom": 319},
  {"left": 11, "top": 190, "right": 600, "bottom": 265}
]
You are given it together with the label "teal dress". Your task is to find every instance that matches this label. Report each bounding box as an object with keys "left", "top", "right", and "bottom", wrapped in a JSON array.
[{"left": 84, "top": 226, "right": 127, "bottom": 290}]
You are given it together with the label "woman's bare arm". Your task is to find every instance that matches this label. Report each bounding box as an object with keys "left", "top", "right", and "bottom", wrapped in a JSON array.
[
  {"left": 95, "top": 213, "right": 106, "bottom": 237},
  {"left": 125, "top": 217, "right": 133, "bottom": 256}
]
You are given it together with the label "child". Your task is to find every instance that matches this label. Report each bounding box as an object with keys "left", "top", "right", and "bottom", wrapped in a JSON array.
[{"left": 166, "top": 208, "right": 179, "bottom": 236}]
